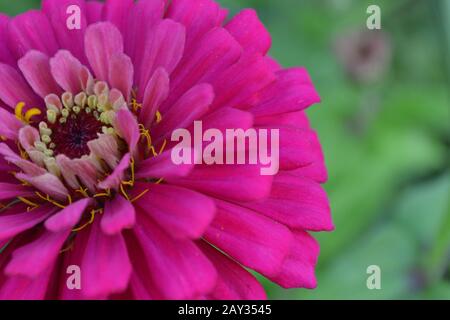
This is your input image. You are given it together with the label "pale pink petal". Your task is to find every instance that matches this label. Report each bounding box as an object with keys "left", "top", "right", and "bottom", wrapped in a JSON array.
[
  {"left": 113, "top": 109, "right": 140, "bottom": 153},
  {"left": 49, "top": 50, "right": 85, "bottom": 94},
  {"left": 16, "top": 173, "right": 69, "bottom": 201},
  {"left": 0, "top": 143, "right": 46, "bottom": 176},
  {"left": 101, "top": 195, "right": 135, "bottom": 235},
  {"left": 108, "top": 53, "right": 133, "bottom": 101},
  {"left": 87, "top": 134, "right": 121, "bottom": 169},
  {"left": 18, "top": 50, "right": 62, "bottom": 98},
  {"left": 85, "top": 22, "right": 124, "bottom": 81},
  {"left": 136, "top": 149, "right": 194, "bottom": 180}
]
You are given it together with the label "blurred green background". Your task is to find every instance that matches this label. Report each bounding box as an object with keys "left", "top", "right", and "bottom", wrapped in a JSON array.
[{"left": 1, "top": 0, "right": 449, "bottom": 300}]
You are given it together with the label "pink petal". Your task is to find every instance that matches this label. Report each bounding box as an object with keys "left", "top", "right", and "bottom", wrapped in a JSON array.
[
  {"left": 225, "top": 9, "right": 271, "bottom": 54},
  {"left": 168, "top": 164, "right": 273, "bottom": 202},
  {"left": 131, "top": 217, "right": 217, "bottom": 299},
  {"left": 199, "top": 242, "right": 267, "bottom": 300},
  {"left": 137, "top": 19, "right": 185, "bottom": 95},
  {"left": 209, "top": 52, "right": 276, "bottom": 110},
  {"left": 250, "top": 68, "right": 321, "bottom": 117},
  {"left": 85, "top": 22, "right": 124, "bottom": 81},
  {"left": 0, "top": 63, "right": 40, "bottom": 109},
  {"left": 139, "top": 67, "right": 170, "bottom": 128},
  {"left": 7, "top": 10, "right": 59, "bottom": 59},
  {"left": 49, "top": 50, "right": 86, "bottom": 94},
  {"left": 124, "top": 0, "right": 165, "bottom": 67},
  {"left": 0, "top": 182, "right": 34, "bottom": 201},
  {"left": 136, "top": 149, "right": 194, "bottom": 180},
  {"left": 167, "top": 0, "right": 225, "bottom": 52},
  {"left": 42, "top": 0, "right": 88, "bottom": 64},
  {"left": 18, "top": 50, "right": 63, "bottom": 98},
  {"left": 5, "top": 228, "right": 71, "bottom": 277},
  {"left": 45, "top": 198, "right": 92, "bottom": 232},
  {"left": 86, "top": 1, "right": 104, "bottom": 24},
  {"left": 103, "top": 0, "right": 134, "bottom": 35},
  {"left": 101, "top": 195, "right": 135, "bottom": 235},
  {"left": 134, "top": 183, "right": 216, "bottom": 239},
  {"left": 108, "top": 53, "right": 133, "bottom": 101},
  {"left": 268, "top": 231, "right": 320, "bottom": 289},
  {"left": 0, "top": 107, "right": 23, "bottom": 140},
  {"left": 0, "top": 14, "right": 15, "bottom": 66},
  {"left": 0, "top": 205, "right": 55, "bottom": 242},
  {"left": 113, "top": 109, "right": 140, "bottom": 153},
  {"left": 243, "top": 173, "right": 334, "bottom": 232},
  {"left": 0, "top": 270, "right": 53, "bottom": 300},
  {"left": 0, "top": 143, "right": 45, "bottom": 176},
  {"left": 98, "top": 153, "right": 131, "bottom": 190},
  {"left": 81, "top": 218, "right": 132, "bottom": 298},
  {"left": 87, "top": 134, "right": 121, "bottom": 169},
  {"left": 205, "top": 199, "right": 293, "bottom": 277},
  {"left": 162, "top": 28, "right": 241, "bottom": 111},
  {"left": 153, "top": 83, "right": 214, "bottom": 140},
  {"left": 16, "top": 173, "right": 69, "bottom": 201}
]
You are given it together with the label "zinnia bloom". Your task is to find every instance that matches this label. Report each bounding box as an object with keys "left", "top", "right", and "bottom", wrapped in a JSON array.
[{"left": 0, "top": 0, "right": 333, "bottom": 300}]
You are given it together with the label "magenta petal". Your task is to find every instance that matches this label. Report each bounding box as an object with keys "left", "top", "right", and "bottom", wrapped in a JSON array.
[
  {"left": 86, "top": 1, "right": 104, "bottom": 24},
  {"left": 134, "top": 183, "right": 216, "bottom": 239},
  {"left": 199, "top": 242, "right": 267, "bottom": 300},
  {"left": 154, "top": 83, "right": 214, "bottom": 140},
  {"left": 205, "top": 199, "right": 293, "bottom": 277},
  {"left": 244, "top": 173, "right": 333, "bottom": 232},
  {"left": 98, "top": 153, "right": 131, "bottom": 190},
  {"left": 136, "top": 150, "right": 194, "bottom": 180},
  {"left": 18, "top": 50, "right": 62, "bottom": 98},
  {"left": 124, "top": 0, "right": 165, "bottom": 72},
  {"left": 7, "top": 10, "right": 59, "bottom": 59},
  {"left": 163, "top": 28, "right": 241, "bottom": 110},
  {"left": 0, "top": 15, "right": 15, "bottom": 66},
  {"left": 169, "top": 165, "right": 273, "bottom": 202},
  {"left": 132, "top": 217, "right": 217, "bottom": 299},
  {"left": 101, "top": 195, "right": 136, "bottom": 235},
  {"left": 0, "top": 107, "right": 23, "bottom": 140},
  {"left": 45, "top": 198, "right": 92, "bottom": 232},
  {"left": 225, "top": 9, "right": 271, "bottom": 55},
  {"left": 108, "top": 53, "right": 133, "bottom": 101},
  {"left": 0, "top": 270, "right": 53, "bottom": 300},
  {"left": 42, "top": 0, "right": 88, "bottom": 64},
  {"left": 81, "top": 218, "right": 132, "bottom": 298},
  {"left": 269, "top": 231, "right": 320, "bottom": 289},
  {"left": 251, "top": 67, "right": 321, "bottom": 116},
  {"left": 167, "top": 0, "right": 225, "bottom": 51},
  {"left": 85, "top": 22, "right": 124, "bottom": 81},
  {"left": 103, "top": 0, "right": 134, "bottom": 35},
  {"left": 0, "top": 182, "right": 34, "bottom": 201},
  {"left": 139, "top": 67, "right": 170, "bottom": 128},
  {"left": 5, "top": 228, "right": 71, "bottom": 277},
  {"left": 137, "top": 19, "right": 185, "bottom": 97},
  {"left": 0, "top": 205, "right": 55, "bottom": 242},
  {"left": 0, "top": 63, "right": 40, "bottom": 109}
]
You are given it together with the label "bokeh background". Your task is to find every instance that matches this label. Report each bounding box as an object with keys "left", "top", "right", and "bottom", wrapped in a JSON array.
[{"left": 1, "top": 0, "right": 449, "bottom": 300}]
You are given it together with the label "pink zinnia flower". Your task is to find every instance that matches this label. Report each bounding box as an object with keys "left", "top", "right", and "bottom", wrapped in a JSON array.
[{"left": 0, "top": 0, "right": 333, "bottom": 300}]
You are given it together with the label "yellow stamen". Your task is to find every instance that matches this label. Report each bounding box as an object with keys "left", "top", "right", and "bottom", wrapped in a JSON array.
[
  {"left": 93, "top": 189, "right": 112, "bottom": 199},
  {"left": 130, "top": 188, "right": 149, "bottom": 203},
  {"left": 15, "top": 102, "right": 25, "bottom": 120},
  {"left": 75, "top": 187, "right": 90, "bottom": 198},
  {"left": 24, "top": 108, "right": 42, "bottom": 123},
  {"left": 120, "top": 183, "right": 130, "bottom": 201},
  {"left": 72, "top": 209, "right": 100, "bottom": 232},
  {"left": 35, "top": 192, "right": 67, "bottom": 209},
  {"left": 155, "top": 110, "right": 162, "bottom": 124}
]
